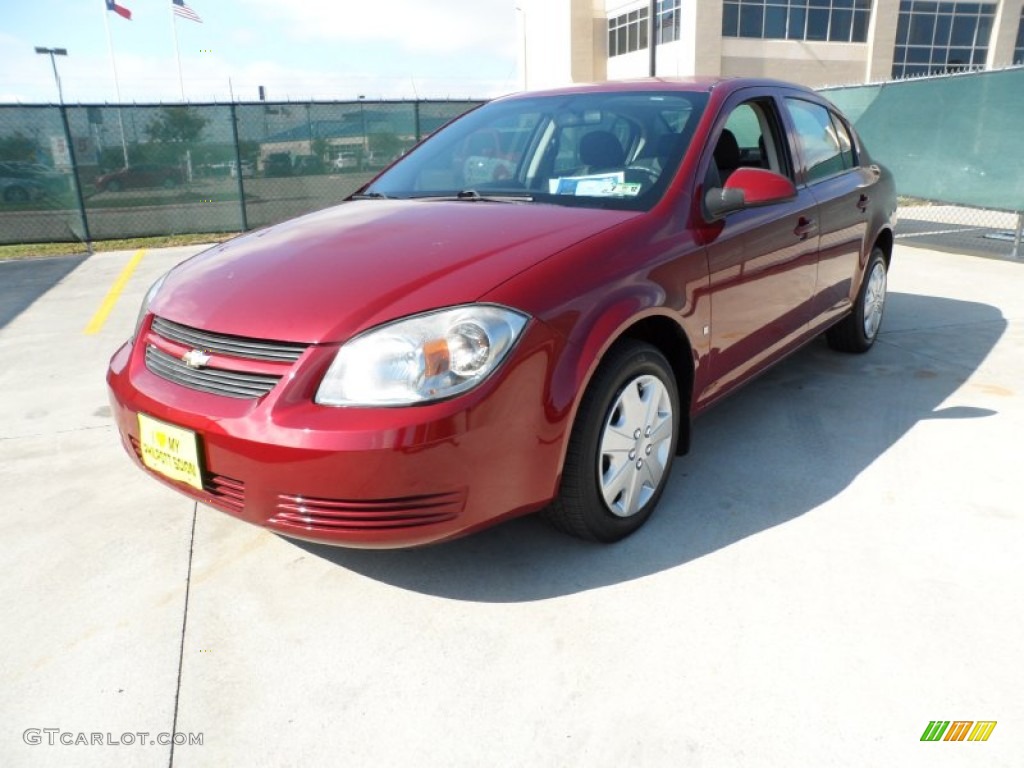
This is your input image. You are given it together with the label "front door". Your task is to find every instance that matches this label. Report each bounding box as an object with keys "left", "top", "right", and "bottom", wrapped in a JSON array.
[{"left": 699, "top": 95, "right": 820, "bottom": 405}]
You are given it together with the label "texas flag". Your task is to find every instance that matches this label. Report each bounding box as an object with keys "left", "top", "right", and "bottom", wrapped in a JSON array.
[{"left": 106, "top": 0, "right": 132, "bottom": 20}]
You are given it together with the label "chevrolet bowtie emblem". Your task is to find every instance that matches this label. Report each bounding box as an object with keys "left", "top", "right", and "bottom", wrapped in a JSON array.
[{"left": 182, "top": 349, "right": 212, "bottom": 369}]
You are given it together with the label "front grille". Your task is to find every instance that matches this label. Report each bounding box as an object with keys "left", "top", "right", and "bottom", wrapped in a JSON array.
[
  {"left": 151, "top": 317, "right": 308, "bottom": 362},
  {"left": 146, "top": 345, "right": 281, "bottom": 399},
  {"left": 271, "top": 492, "right": 463, "bottom": 531}
]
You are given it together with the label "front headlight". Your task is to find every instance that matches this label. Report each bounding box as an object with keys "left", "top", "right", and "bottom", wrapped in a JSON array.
[
  {"left": 132, "top": 272, "right": 168, "bottom": 340},
  {"left": 315, "top": 304, "right": 529, "bottom": 406}
]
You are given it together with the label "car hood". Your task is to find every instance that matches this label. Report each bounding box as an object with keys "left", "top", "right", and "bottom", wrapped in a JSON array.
[{"left": 153, "top": 199, "right": 637, "bottom": 343}]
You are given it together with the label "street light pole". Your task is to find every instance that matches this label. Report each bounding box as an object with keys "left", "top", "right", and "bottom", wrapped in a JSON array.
[
  {"left": 648, "top": 0, "right": 657, "bottom": 77},
  {"left": 34, "top": 46, "right": 68, "bottom": 104},
  {"left": 35, "top": 45, "right": 92, "bottom": 246}
]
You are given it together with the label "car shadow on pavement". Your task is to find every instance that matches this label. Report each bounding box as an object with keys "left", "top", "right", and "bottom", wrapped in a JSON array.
[
  {"left": 0, "top": 253, "right": 88, "bottom": 331},
  {"left": 293, "top": 292, "right": 1006, "bottom": 602}
]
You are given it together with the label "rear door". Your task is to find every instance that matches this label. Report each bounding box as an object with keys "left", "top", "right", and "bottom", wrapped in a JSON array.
[{"left": 781, "top": 96, "right": 875, "bottom": 327}]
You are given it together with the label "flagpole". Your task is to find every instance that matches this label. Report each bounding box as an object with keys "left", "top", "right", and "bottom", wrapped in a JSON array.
[
  {"left": 170, "top": 7, "right": 185, "bottom": 100},
  {"left": 102, "top": 1, "right": 130, "bottom": 166}
]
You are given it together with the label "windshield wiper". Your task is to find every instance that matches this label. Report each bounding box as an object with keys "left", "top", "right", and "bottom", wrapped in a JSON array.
[
  {"left": 413, "top": 190, "right": 534, "bottom": 203},
  {"left": 351, "top": 191, "right": 392, "bottom": 200}
]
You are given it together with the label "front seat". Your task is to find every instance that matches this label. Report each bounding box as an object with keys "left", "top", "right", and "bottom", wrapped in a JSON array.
[
  {"left": 713, "top": 128, "right": 742, "bottom": 183},
  {"left": 579, "top": 130, "right": 626, "bottom": 173}
]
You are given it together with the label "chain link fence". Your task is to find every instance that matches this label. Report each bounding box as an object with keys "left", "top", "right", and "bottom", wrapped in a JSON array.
[
  {"left": 0, "top": 100, "right": 481, "bottom": 246},
  {"left": 896, "top": 199, "right": 1023, "bottom": 259}
]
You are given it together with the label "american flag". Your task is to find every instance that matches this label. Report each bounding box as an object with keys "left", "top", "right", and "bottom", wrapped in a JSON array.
[{"left": 172, "top": 0, "right": 202, "bottom": 23}]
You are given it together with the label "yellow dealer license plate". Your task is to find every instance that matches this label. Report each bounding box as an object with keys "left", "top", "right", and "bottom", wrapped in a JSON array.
[{"left": 138, "top": 413, "right": 204, "bottom": 491}]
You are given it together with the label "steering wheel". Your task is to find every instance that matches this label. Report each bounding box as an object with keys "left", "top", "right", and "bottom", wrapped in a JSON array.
[{"left": 625, "top": 165, "right": 660, "bottom": 189}]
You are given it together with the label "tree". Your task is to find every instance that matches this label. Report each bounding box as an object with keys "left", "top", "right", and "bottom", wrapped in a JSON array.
[
  {"left": 0, "top": 132, "right": 38, "bottom": 162},
  {"left": 145, "top": 107, "right": 207, "bottom": 146},
  {"left": 367, "top": 131, "right": 405, "bottom": 165},
  {"left": 311, "top": 137, "right": 330, "bottom": 161}
]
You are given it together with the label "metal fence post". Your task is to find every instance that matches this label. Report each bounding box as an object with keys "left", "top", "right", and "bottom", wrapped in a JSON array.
[
  {"left": 1013, "top": 212, "right": 1023, "bottom": 260},
  {"left": 229, "top": 103, "right": 249, "bottom": 232},
  {"left": 58, "top": 104, "right": 92, "bottom": 246}
]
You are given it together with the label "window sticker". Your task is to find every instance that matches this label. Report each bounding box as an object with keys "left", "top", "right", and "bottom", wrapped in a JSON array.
[{"left": 549, "top": 172, "right": 628, "bottom": 197}]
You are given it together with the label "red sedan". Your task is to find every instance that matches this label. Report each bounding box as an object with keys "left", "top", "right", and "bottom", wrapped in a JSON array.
[
  {"left": 95, "top": 163, "right": 184, "bottom": 192},
  {"left": 108, "top": 78, "right": 896, "bottom": 548}
]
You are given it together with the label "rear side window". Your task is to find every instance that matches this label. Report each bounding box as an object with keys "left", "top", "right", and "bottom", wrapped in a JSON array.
[
  {"left": 831, "top": 113, "right": 857, "bottom": 170},
  {"left": 784, "top": 98, "right": 849, "bottom": 184}
]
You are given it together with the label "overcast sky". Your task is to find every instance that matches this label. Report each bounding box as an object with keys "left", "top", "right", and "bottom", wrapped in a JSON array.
[{"left": 0, "top": 0, "right": 523, "bottom": 104}]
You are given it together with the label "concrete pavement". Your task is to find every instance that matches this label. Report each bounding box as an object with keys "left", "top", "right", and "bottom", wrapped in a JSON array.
[{"left": 1, "top": 243, "right": 1021, "bottom": 766}]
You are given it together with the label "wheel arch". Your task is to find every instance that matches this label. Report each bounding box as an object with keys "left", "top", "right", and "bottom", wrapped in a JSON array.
[
  {"left": 874, "top": 226, "right": 894, "bottom": 266},
  {"left": 616, "top": 316, "right": 695, "bottom": 455},
  {"left": 554, "top": 308, "right": 697, "bottom": 462}
]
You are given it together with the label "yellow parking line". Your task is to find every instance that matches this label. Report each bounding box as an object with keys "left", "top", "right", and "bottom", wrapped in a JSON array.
[{"left": 83, "top": 248, "right": 147, "bottom": 335}]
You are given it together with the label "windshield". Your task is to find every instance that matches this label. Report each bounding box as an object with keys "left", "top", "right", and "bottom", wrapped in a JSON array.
[{"left": 363, "top": 90, "right": 709, "bottom": 211}]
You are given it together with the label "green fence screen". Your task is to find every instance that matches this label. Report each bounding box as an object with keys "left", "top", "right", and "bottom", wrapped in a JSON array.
[{"left": 823, "top": 68, "right": 1024, "bottom": 213}]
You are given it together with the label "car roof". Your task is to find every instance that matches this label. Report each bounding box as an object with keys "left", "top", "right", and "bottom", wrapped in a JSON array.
[{"left": 497, "top": 77, "right": 816, "bottom": 102}]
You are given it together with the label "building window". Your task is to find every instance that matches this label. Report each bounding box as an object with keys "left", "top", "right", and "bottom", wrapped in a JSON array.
[
  {"left": 657, "top": 0, "right": 682, "bottom": 45},
  {"left": 722, "top": 1, "right": 873, "bottom": 43},
  {"left": 608, "top": 1, "right": 682, "bottom": 57},
  {"left": 1015, "top": 8, "right": 1024, "bottom": 65},
  {"left": 891, "top": 1, "right": 996, "bottom": 79},
  {"left": 609, "top": 7, "right": 649, "bottom": 57}
]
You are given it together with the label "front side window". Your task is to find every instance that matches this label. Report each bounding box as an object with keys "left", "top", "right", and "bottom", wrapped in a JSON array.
[
  {"left": 784, "top": 98, "right": 848, "bottom": 184},
  {"left": 722, "top": 0, "right": 873, "bottom": 43},
  {"left": 706, "top": 99, "right": 788, "bottom": 191},
  {"left": 366, "top": 91, "right": 709, "bottom": 212}
]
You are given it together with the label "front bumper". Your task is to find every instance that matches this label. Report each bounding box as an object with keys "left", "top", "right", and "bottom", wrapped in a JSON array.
[{"left": 107, "top": 322, "right": 568, "bottom": 548}]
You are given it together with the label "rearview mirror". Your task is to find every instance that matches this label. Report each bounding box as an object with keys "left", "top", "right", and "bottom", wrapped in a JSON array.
[{"left": 705, "top": 167, "right": 797, "bottom": 219}]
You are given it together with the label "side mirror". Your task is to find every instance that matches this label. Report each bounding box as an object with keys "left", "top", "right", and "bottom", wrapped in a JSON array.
[{"left": 705, "top": 167, "right": 797, "bottom": 220}]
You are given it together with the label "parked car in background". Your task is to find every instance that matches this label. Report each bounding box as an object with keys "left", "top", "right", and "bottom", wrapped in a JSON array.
[
  {"left": 108, "top": 78, "right": 896, "bottom": 549},
  {"left": 0, "top": 161, "right": 66, "bottom": 202},
  {"left": 263, "top": 153, "right": 292, "bottom": 177},
  {"left": 292, "top": 155, "right": 326, "bottom": 175},
  {"left": 230, "top": 159, "right": 255, "bottom": 178},
  {"left": 95, "top": 164, "right": 184, "bottom": 193}
]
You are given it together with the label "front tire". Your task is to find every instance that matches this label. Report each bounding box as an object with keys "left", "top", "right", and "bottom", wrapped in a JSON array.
[
  {"left": 827, "top": 246, "right": 887, "bottom": 353},
  {"left": 544, "top": 341, "right": 679, "bottom": 543}
]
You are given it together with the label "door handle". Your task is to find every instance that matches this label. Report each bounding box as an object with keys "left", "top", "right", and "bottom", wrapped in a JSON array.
[
  {"left": 794, "top": 216, "right": 817, "bottom": 239},
  {"left": 857, "top": 194, "right": 869, "bottom": 212}
]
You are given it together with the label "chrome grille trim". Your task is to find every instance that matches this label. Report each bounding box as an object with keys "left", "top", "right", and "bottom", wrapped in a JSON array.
[
  {"left": 151, "top": 317, "right": 307, "bottom": 362},
  {"left": 270, "top": 491, "right": 463, "bottom": 531},
  {"left": 206, "top": 475, "right": 245, "bottom": 514},
  {"left": 145, "top": 345, "right": 280, "bottom": 399}
]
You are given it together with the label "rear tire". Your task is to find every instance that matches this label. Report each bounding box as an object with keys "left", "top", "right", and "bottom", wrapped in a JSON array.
[
  {"left": 827, "top": 246, "right": 887, "bottom": 353},
  {"left": 544, "top": 341, "right": 679, "bottom": 543}
]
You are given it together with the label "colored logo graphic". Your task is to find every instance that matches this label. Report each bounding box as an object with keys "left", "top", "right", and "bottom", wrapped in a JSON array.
[{"left": 921, "top": 721, "right": 997, "bottom": 742}]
